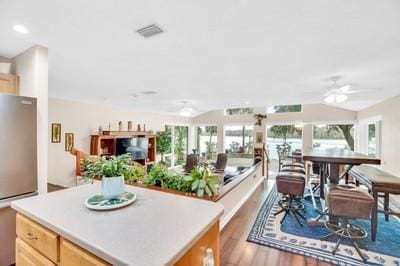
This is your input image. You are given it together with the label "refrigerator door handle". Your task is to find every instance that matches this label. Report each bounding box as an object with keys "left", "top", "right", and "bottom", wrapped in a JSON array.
[{"left": 0, "top": 192, "right": 38, "bottom": 210}]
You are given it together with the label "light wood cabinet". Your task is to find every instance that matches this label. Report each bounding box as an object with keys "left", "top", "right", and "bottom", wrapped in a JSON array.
[
  {"left": 16, "top": 213, "right": 59, "bottom": 263},
  {"left": 60, "top": 238, "right": 110, "bottom": 266},
  {"left": 0, "top": 73, "right": 19, "bottom": 95},
  {"left": 15, "top": 213, "right": 220, "bottom": 266},
  {"left": 15, "top": 214, "right": 109, "bottom": 266},
  {"left": 16, "top": 238, "right": 56, "bottom": 266}
]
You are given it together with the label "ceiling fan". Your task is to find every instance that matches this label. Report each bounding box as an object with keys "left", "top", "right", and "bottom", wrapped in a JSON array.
[{"left": 322, "top": 76, "right": 378, "bottom": 104}]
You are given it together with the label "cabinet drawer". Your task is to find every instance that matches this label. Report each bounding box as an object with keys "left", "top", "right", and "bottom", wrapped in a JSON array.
[
  {"left": 60, "top": 238, "right": 110, "bottom": 266},
  {"left": 16, "top": 238, "right": 56, "bottom": 266},
  {"left": 16, "top": 213, "right": 59, "bottom": 263}
]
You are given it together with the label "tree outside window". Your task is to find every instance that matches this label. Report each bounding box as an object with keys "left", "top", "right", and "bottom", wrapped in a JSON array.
[
  {"left": 313, "top": 124, "right": 355, "bottom": 151},
  {"left": 195, "top": 126, "right": 218, "bottom": 160}
]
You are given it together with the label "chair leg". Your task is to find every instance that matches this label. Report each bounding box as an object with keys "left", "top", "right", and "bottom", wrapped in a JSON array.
[
  {"left": 352, "top": 240, "right": 368, "bottom": 263},
  {"left": 332, "top": 238, "right": 342, "bottom": 256},
  {"left": 371, "top": 191, "right": 378, "bottom": 241},
  {"left": 274, "top": 208, "right": 285, "bottom": 216},
  {"left": 280, "top": 210, "right": 289, "bottom": 224}
]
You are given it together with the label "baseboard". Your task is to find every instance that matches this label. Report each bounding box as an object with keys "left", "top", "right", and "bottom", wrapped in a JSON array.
[{"left": 220, "top": 176, "right": 266, "bottom": 230}]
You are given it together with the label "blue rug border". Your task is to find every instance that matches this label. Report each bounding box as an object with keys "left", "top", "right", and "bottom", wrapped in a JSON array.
[{"left": 246, "top": 188, "right": 394, "bottom": 266}]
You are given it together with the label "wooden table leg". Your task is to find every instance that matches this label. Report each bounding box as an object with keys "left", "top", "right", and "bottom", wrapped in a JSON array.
[
  {"left": 371, "top": 191, "right": 378, "bottom": 241},
  {"left": 328, "top": 163, "right": 341, "bottom": 224},
  {"left": 384, "top": 193, "right": 389, "bottom": 222}
]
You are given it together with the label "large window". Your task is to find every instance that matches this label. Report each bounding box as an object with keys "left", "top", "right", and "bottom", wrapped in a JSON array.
[
  {"left": 224, "top": 108, "right": 254, "bottom": 115},
  {"left": 195, "top": 125, "right": 218, "bottom": 160},
  {"left": 267, "top": 125, "right": 303, "bottom": 172},
  {"left": 313, "top": 124, "right": 355, "bottom": 151},
  {"left": 224, "top": 125, "right": 254, "bottom": 167},
  {"left": 162, "top": 125, "right": 189, "bottom": 167},
  {"left": 267, "top": 105, "right": 302, "bottom": 114},
  {"left": 368, "top": 123, "right": 376, "bottom": 156},
  {"left": 173, "top": 126, "right": 188, "bottom": 166}
]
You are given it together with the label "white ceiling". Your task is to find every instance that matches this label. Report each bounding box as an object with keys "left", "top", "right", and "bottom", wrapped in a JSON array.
[{"left": 1, "top": 0, "right": 400, "bottom": 116}]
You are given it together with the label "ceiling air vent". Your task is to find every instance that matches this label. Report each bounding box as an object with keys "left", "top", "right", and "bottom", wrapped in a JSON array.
[{"left": 136, "top": 24, "right": 164, "bottom": 38}]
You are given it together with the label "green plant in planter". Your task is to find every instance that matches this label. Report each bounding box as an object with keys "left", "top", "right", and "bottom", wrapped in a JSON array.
[
  {"left": 183, "top": 167, "right": 219, "bottom": 197},
  {"left": 143, "top": 163, "right": 172, "bottom": 187},
  {"left": 82, "top": 154, "right": 132, "bottom": 181},
  {"left": 124, "top": 162, "right": 146, "bottom": 184}
]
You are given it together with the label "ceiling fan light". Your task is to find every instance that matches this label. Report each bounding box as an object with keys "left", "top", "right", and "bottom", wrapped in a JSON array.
[
  {"left": 324, "top": 94, "right": 335, "bottom": 104},
  {"left": 336, "top": 93, "right": 348, "bottom": 103}
]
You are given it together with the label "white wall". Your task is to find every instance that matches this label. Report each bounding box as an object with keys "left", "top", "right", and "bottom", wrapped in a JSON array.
[
  {"left": 48, "top": 98, "right": 190, "bottom": 187},
  {"left": 12, "top": 46, "right": 48, "bottom": 194},
  {"left": 357, "top": 95, "right": 400, "bottom": 176}
]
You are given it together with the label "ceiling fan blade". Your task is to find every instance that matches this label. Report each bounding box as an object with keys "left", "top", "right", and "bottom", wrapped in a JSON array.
[{"left": 343, "top": 87, "right": 381, "bottom": 94}]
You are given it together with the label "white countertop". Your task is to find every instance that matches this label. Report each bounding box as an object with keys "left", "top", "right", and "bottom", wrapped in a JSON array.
[{"left": 11, "top": 183, "right": 224, "bottom": 266}]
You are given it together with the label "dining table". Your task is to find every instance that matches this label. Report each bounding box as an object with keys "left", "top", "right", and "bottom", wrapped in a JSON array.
[{"left": 302, "top": 148, "right": 381, "bottom": 225}]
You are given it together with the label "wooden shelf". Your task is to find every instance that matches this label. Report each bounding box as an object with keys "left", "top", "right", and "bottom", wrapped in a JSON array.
[{"left": 90, "top": 133, "right": 156, "bottom": 169}]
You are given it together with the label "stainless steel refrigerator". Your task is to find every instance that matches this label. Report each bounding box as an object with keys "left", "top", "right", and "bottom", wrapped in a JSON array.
[{"left": 0, "top": 94, "right": 38, "bottom": 265}]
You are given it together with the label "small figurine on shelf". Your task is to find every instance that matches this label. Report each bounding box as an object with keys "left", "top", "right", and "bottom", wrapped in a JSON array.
[
  {"left": 137, "top": 124, "right": 141, "bottom": 132},
  {"left": 98, "top": 126, "right": 103, "bottom": 135},
  {"left": 118, "top": 121, "right": 123, "bottom": 131},
  {"left": 128, "top": 121, "right": 132, "bottom": 131},
  {"left": 143, "top": 124, "right": 146, "bottom": 132},
  {"left": 108, "top": 123, "right": 111, "bottom": 131}
]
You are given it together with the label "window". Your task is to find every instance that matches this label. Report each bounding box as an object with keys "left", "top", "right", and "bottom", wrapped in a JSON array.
[
  {"left": 267, "top": 104, "right": 302, "bottom": 114},
  {"left": 162, "top": 125, "right": 189, "bottom": 167},
  {"left": 267, "top": 125, "right": 303, "bottom": 172},
  {"left": 368, "top": 123, "right": 376, "bottom": 156},
  {"left": 173, "top": 126, "right": 188, "bottom": 166},
  {"left": 224, "top": 108, "right": 254, "bottom": 115},
  {"left": 195, "top": 125, "right": 218, "bottom": 160},
  {"left": 313, "top": 124, "right": 355, "bottom": 151},
  {"left": 224, "top": 125, "right": 254, "bottom": 167}
]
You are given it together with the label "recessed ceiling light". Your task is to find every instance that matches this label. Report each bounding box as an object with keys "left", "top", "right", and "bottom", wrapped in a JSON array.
[
  {"left": 244, "top": 101, "right": 249, "bottom": 105},
  {"left": 13, "top": 24, "right": 28, "bottom": 34},
  {"left": 140, "top": 90, "right": 158, "bottom": 95}
]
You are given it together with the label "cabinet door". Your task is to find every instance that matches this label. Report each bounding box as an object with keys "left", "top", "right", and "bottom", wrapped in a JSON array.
[
  {"left": 16, "top": 238, "right": 56, "bottom": 266},
  {"left": 0, "top": 73, "right": 19, "bottom": 95},
  {"left": 60, "top": 238, "right": 110, "bottom": 266}
]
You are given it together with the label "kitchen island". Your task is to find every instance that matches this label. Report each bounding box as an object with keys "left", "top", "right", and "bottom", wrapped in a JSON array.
[{"left": 11, "top": 183, "right": 224, "bottom": 266}]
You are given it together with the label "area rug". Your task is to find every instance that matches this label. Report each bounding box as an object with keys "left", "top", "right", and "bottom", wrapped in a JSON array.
[{"left": 247, "top": 188, "right": 400, "bottom": 266}]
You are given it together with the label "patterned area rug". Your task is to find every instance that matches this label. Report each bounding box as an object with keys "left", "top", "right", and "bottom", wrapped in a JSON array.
[{"left": 247, "top": 188, "right": 400, "bottom": 266}]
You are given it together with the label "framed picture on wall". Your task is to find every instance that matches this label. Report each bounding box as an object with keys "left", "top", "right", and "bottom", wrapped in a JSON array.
[
  {"left": 256, "top": 132, "right": 263, "bottom": 144},
  {"left": 51, "top": 123, "right": 61, "bottom": 143},
  {"left": 65, "top": 133, "right": 74, "bottom": 151}
]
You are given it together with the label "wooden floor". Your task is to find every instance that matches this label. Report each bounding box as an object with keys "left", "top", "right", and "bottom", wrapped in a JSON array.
[{"left": 220, "top": 180, "right": 332, "bottom": 266}]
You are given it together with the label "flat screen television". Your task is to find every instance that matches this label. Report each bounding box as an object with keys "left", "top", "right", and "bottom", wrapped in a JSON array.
[{"left": 116, "top": 137, "right": 148, "bottom": 160}]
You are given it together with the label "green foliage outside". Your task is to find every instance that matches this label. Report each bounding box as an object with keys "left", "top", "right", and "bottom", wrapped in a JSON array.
[
  {"left": 196, "top": 126, "right": 218, "bottom": 159},
  {"left": 156, "top": 128, "right": 172, "bottom": 162},
  {"left": 314, "top": 124, "right": 355, "bottom": 150},
  {"left": 225, "top": 108, "right": 254, "bottom": 115},
  {"left": 269, "top": 104, "right": 302, "bottom": 113},
  {"left": 174, "top": 126, "right": 188, "bottom": 166}
]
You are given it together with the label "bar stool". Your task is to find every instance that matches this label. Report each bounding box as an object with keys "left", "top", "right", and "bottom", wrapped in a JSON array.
[
  {"left": 321, "top": 184, "right": 374, "bottom": 262},
  {"left": 275, "top": 172, "right": 306, "bottom": 226},
  {"left": 282, "top": 162, "right": 305, "bottom": 168},
  {"left": 281, "top": 166, "right": 306, "bottom": 175}
]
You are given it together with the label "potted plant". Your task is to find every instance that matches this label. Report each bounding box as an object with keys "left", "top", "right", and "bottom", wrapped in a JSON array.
[
  {"left": 82, "top": 154, "right": 132, "bottom": 199},
  {"left": 183, "top": 167, "right": 219, "bottom": 197}
]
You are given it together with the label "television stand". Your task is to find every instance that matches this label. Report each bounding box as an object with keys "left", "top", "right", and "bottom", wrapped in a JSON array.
[{"left": 90, "top": 132, "right": 156, "bottom": 167}]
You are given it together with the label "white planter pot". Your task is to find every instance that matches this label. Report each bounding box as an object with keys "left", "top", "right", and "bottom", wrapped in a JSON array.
[{"left": 101, "top": 176, "right": 125, "bottom": 199}]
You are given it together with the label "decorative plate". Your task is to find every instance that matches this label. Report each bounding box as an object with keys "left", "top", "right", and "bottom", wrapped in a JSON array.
[{"left": 85, "top": 192, "right": 136, "bottom": 210}]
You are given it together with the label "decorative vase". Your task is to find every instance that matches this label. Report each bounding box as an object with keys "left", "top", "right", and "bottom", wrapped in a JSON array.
[
  {"left": 101, "top": 176, "right": 125, "bottom": 199},
  {"left": 128, "top": 121, "right": 132, "bottom": 131}
]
